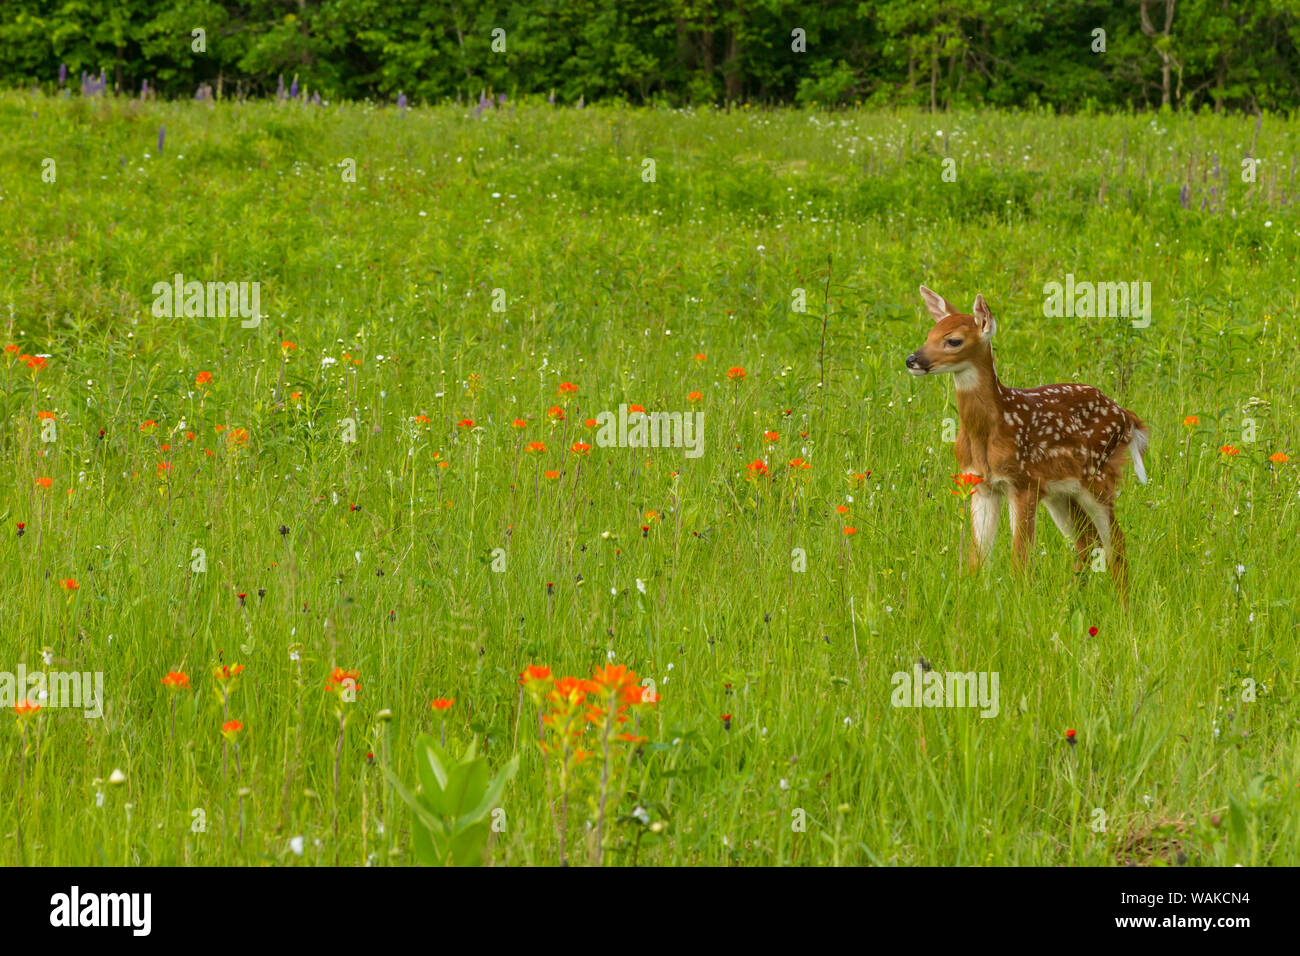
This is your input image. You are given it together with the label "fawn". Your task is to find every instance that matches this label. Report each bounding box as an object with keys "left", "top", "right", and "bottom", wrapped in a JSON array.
[{"left": 906, "top": 286, "right": 1148, "bottom": 596}]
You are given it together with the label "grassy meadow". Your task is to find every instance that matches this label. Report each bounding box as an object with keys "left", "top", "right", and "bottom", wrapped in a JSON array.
[{"left": 1, "top": 90, "right": 1298, "bottom": 865}]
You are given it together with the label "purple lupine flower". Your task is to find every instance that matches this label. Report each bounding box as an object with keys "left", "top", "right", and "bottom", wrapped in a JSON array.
[
  {"left": 397, "top": 91, "right": 407, "bottom": 115},
  {"left": 276, "top": 75, "right": 286, "bottom": 100},
  {"left": 547, "top": 90, "right": 555, "bottom": 105},
  {"left": 1179, "top": 184, "right": 1188, "bottom": 208},
  {"left": 576, "top": 95, "right": 584, "bottom": 109},
  {"left": 289, "top": 76, "right": 299, "bottom": 99},
  {"left": 479, "top": 90, "right": 489, "bottom": 110},
  {"left": 99, "top": 69, "right": 106, "bottom": 94},
  {"left": 141, "top": 78, "right": 149, "bottom": 99},
  {"left": 158, "top": 124, "right": 165, "bottom": 154},
  {"left": 497, "top": 93, "right": 506, "bottom": 107},
  {"left": 311, "top": 91, "right": 322, "bottom": 106},
  {"left": 58, "top": 63, "right": 66, "bottom": 86}
]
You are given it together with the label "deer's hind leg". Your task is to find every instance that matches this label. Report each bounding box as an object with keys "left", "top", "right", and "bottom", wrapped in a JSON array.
[
  {"left": 1104, "top": 501, "right": 1129, "bottom": 601},
  {"left": 1043, "top": 495, "right": 1097, "bottom": 575},
  {"left": 1075, "top": 489, "right": 1128, "bottom": 602},
  {"left": 1067, "top": 499, "right": 1101, "bottom": 573}
]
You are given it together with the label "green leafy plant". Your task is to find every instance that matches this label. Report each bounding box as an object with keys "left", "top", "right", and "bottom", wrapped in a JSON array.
[{"left": 385, "top": 735, "right": 518, "bottom": 867}]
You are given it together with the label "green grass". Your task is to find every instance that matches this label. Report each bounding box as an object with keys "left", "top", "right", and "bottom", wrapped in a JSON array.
[{"left": 1, "top": 90, "right": 1298, "bottom": 865}]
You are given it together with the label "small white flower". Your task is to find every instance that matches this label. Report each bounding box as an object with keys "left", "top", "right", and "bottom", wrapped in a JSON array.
[{"left": 289, "top": 836, "right": 304, "bottom": 856}]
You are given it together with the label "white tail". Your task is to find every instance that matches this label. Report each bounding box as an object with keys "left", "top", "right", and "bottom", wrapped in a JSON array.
[{"left": 1129, "top": 429, "right": 1149, "bottom": 484}]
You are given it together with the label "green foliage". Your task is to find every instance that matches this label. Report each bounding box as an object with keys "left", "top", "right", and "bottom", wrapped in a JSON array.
[
  {"left": 1, "top": 0, "right": 1299, "bottom": 110},
  {"left": 385, "top": 736, "right": 519, "bottom": 866}
]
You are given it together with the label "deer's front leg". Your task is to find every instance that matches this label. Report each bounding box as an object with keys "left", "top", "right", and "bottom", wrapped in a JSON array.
[
  {"left": 968, "top": 487, "right": 1002, "bottom": 571},
  {"left": 1009, "top": 487, "right": 1040, "bottom": 571}
]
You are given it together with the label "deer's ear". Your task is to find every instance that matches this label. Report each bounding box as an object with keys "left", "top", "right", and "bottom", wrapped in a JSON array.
[
  {"left": 972, "top": 294, "right": 996, "bottom": 339},
  {"left": 919, "top": 285, "right": 955, "bottom": 323}
]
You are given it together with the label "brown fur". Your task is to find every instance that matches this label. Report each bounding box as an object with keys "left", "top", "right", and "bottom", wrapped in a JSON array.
[{"left": 907, "top": 287, "right": 1147, "bottom": 599}]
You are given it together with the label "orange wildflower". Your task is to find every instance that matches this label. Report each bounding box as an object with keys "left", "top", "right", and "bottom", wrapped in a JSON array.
[
  {"left": 520, "top": 665, "right": 552, "bottom": 685},
  {"left": 324, "top": 667, "right": 361, "bottom": 695}
]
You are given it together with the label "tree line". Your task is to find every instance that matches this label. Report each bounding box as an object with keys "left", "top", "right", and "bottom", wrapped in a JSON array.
[{"left": 1, "top": 0, "right": 1297, "bottom": 111}]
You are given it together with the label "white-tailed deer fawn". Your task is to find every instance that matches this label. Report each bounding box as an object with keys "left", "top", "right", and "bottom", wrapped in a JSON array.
[{"left": 906, "top": 286, "right": 1148, "bottom": 597}]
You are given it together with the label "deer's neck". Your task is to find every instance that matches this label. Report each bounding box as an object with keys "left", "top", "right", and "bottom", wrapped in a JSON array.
[{"left": 954, "top": 348, "right": 1004, "bottom": 451}]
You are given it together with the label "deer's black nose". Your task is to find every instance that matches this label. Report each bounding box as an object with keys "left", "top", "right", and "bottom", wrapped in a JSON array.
[{"left": 906, "top": 352, "right": 928, "bottom": 371}]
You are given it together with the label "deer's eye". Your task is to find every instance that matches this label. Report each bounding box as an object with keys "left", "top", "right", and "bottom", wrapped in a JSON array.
[{"left": 944, "top": 338, "right": 962, "bottom": 348}]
